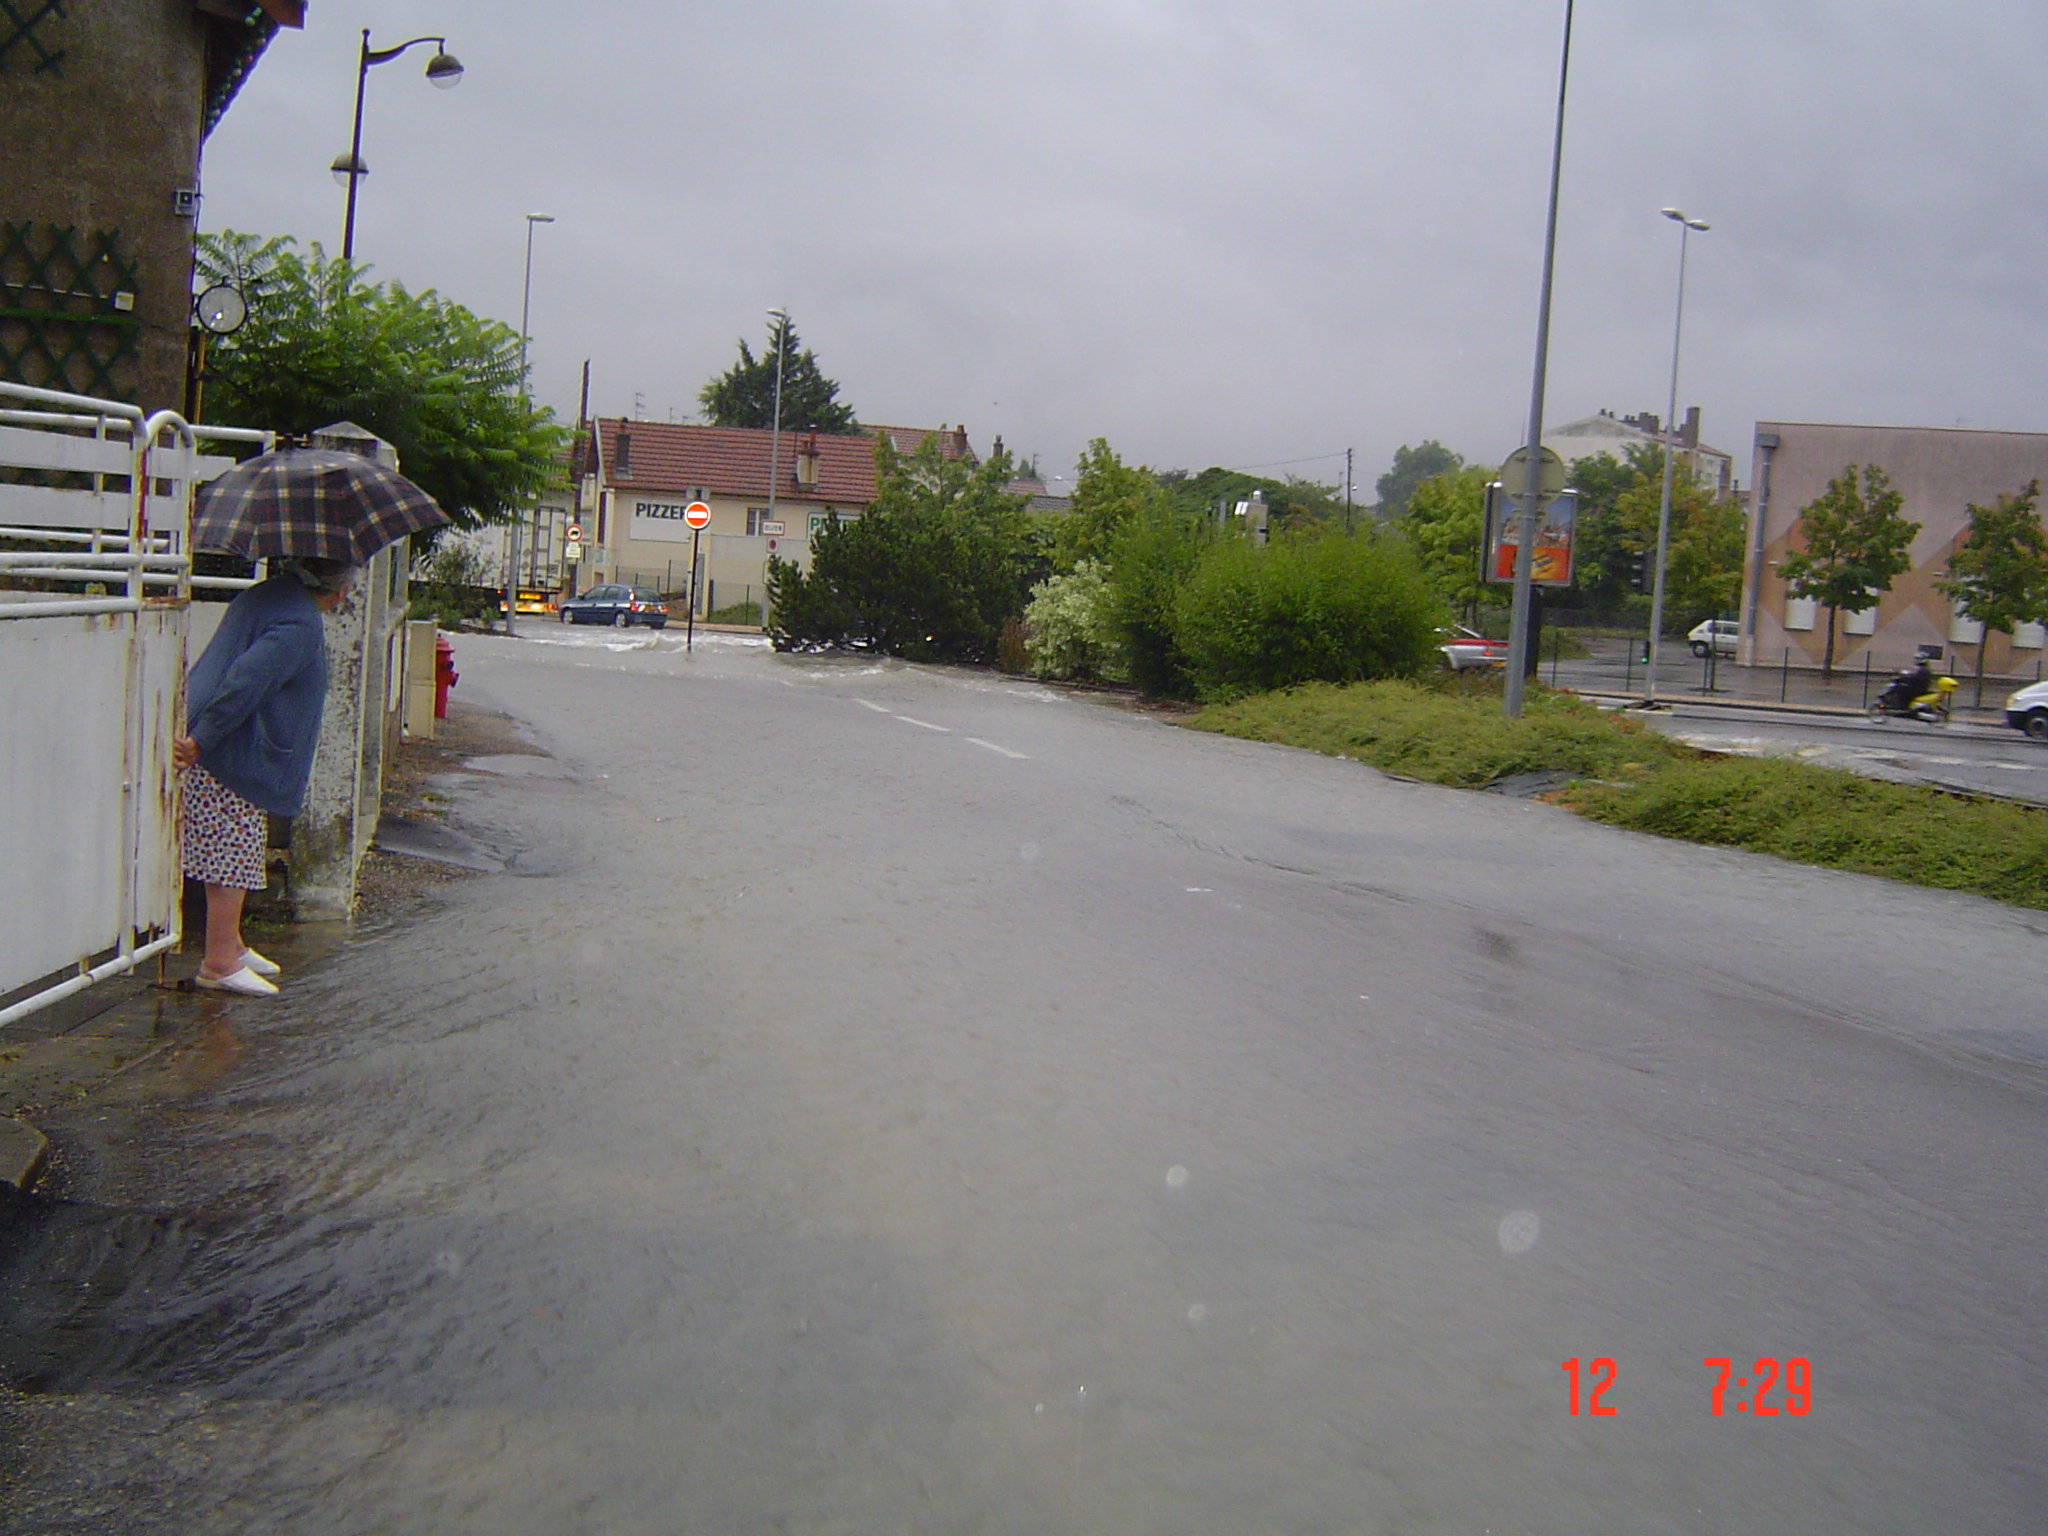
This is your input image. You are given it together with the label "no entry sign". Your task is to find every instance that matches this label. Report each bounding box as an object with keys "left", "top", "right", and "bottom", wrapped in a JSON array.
[{"left": 684, "top": 502, "right": 712, "bottom": 529}]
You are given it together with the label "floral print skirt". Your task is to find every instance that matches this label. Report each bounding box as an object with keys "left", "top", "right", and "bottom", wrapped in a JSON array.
[{"left": 180, "top": 764, "right": 268, "bottom": 891}]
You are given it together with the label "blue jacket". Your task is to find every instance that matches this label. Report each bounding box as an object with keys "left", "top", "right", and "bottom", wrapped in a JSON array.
[{"left": 185, "top": 577, "right": 330, "bottom": 815}]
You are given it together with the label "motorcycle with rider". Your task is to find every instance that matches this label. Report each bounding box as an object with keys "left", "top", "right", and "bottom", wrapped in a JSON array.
[{"left": 1868, "top": 646, "right": 1958, "bottom": 724}]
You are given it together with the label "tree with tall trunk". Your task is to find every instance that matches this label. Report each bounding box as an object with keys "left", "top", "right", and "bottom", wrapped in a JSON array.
[
  {"left": 1778, "top": 465, "right": 1919, "bottom": 678},
  {"left": 1936, "top": 480, "right": 2048, "bottom": 706}
]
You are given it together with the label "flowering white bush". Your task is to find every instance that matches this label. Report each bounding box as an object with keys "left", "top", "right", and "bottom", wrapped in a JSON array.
[{"left": 1023, "top": 560, "right": 1123, "bottom": 681}]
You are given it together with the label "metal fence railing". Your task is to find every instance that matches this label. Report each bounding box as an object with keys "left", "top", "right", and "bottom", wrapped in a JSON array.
[{"left": 0, "top": 380, "right": 269, "bottom": 1027}]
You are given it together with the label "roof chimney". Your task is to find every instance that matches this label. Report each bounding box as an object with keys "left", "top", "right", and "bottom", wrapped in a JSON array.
[{"left": 614, "top": 427, "right": 632, "bottom": 480}]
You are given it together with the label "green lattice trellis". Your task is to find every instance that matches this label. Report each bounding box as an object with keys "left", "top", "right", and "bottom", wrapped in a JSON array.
[
  {"left": 0, "top": 223, "right": 142, "bottom": 400},
  {"left": 0, "top": 0, "right": 68, "bottom": 77}
]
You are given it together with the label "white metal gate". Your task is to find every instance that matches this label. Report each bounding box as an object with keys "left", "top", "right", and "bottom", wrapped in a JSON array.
[{"left": 0, "top": 381, "right": 267, "bottom": 1026}]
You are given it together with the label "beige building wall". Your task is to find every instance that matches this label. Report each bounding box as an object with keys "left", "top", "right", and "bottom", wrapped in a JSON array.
[
  {"left": 1742, "top": 421, "right": 2048, "bottom": 679},
  {"left": 589, "top": 485, "right": 849, "bottom": 613}
]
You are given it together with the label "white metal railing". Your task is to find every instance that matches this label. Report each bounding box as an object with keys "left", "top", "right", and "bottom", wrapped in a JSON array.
[{"left": 0, "top": 381, "right": 272, "bottom": 1026}]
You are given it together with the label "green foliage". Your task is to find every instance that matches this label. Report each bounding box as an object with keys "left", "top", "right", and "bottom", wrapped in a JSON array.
[
  {"left": 1574, "top": 758, "right": 2048, "bottom": 908},
  {"left": 1056, "top": 439, "right": 1164, "bottom": 567},
  {"left": 1103, "top": 508, "right": 1216, "bottom": 698},
  {"left": 1779, "top": 464, "right": 1921, "bottom": 675},
  {"left": 1195, "top": 678, "right": 1684, "bottom": 785},
  {"left": 407, "top": 539, "right": 498, "bottom": 627},
  {"left": 1023, "top": 559, "right": 1122, "bottom": 681},
  {"left": 765, "top": 434, "right": 1034, "bottom": 662},
  {"left": 1398, "top": 466, "right": 1490, "bottom": 616},
  {"left": 1191, "top": 681, "right": 2048, "bottom": 909},
  {"left": 698, "top": 313, "right": 857, "bottom": 432},
  {"left": 1565, "top": 450, "right": 1640, "bottom": 612},
  {"left": 1157, "top": 467, "right": 1349, "bottom": 534},
  {"left": 1375, "top": 440, "right": 1465, "bottom": 517},
  {"left": 1938, "top": 480, "right": 2048, "bottom": 643},
  {"left": 1169, "top": 530, "right": 1446, "bottom": 701},
  {"left": 194, "top": 233, "right": 567, "bottom": 530},
  {"left": 707, "top": 599, "right": 762, "bottom": 625},
  {"left": 1613, "top": 446, "right": 1746, "bottom": 630}
]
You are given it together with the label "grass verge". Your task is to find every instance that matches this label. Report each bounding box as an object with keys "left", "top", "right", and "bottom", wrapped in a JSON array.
[{"left": 1189, "top": 678, "right": 2048, "bottom": 909}]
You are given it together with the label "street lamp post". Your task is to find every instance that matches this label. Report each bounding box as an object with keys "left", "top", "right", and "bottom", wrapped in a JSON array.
[
  {"left": 1642, "top": 206, "right": 1709, "bottom": 705},
  {"left": 762, "top": 308, "right": 789, "bottom": 625},
  {"left": 505, "top": 213, "right": 554, "bottom": 638},
  {"left": 1503, "top": 0, "right": 1576, "bottom": 719},
  {"left": 332, "top": 29, "right": 463, "bottom": 262},
  {"left": 765, "top": 308, "right": 789, "bottom": 526}
]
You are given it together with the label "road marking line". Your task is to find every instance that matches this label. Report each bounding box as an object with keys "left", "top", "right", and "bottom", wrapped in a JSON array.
[
  {"left": 897, "top": 715, "right": 952, "bottom": 732},
  {"left": 968, "top": 738, "right": 1030, "bottom": 759},
  {"left": 855, "top": 699, "right": 892, "bottom": 713}
]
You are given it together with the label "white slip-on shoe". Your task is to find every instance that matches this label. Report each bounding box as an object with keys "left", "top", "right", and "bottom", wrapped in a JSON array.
[
  {"left": 196, "top": 966, "right": 278, "bottom": 997},
  {"left": 239, "top": 948, "right": 281, "bottom": 977}
]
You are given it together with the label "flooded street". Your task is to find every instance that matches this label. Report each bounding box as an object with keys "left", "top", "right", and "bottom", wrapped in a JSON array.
[{"left": 6, "top": 629, "right": 2047, "bottom": 1533}]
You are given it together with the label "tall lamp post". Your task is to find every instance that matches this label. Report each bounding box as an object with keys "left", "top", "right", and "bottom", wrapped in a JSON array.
[
  {"left": 1503, "top": 0, "right": 1575, "bottom": 719},
  {"left": 1642, "top": 206, "right": 1709, "bottom": 705},
  {"left": 504, "top": 212, "right": 554, "bottom": 637},
  {"left": 331, "top": 29, "right": 464, "bottom": 262},
  {"left": 764, "top": 307, "right": 789, "bottom": 525},
  {"left": 762, "top": 308, "right": 789, "bottom": 624}
]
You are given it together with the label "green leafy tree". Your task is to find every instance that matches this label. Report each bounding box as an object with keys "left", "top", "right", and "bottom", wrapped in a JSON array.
[
  {"left": 194, "top": 233, "right": 567, "bottom": 529},
  {"left": 766, "top": 434, "right": 1031, "bottom": 662},
  {"left": 1398, "top": 466, "right": 1490, "bottom": 619},
  {"left": 1937, "top": 480, "right": 2048, "bottom": 705},
  {"left": 698, "top": 313, "right": 857, "bottom": 432},
  {"left": 1157, "top": 467, "right": 1346, "bottom": 535},
  {"left": 1375, "top": 440, "right": 1465, "bottom": 517},
  {"left": 1779, "top": 464, "right": 1921, "bottom": 677},
  {"left": 1565, "top": 450, "right": 1642, "bottom": 613},
  {"left": 1613, "top": 447, "right": 1747, "bottom": 631},
  {"left": 1058, "top": 438, "right": 1163, "bottom": 567}
]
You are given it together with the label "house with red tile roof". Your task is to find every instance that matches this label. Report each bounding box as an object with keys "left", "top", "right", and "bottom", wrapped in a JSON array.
[{"left": 572, "top": 418, "right": 983, "bottom": 616}]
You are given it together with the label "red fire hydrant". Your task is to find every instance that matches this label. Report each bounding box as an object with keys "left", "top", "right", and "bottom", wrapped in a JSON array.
[{"left": 435, "top": 633, "right": 458, "bottom": 719}]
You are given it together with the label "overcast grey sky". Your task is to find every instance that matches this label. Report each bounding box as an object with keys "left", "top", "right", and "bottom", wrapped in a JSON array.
[{"left": 196, "top": 0, "right": 2048, "bottom": 494}]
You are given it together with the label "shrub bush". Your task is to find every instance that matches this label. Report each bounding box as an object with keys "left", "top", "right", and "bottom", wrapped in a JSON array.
[
  {"left": 1024, "top": 559, "right": 1122, "bottom": 681},
  {"left": 1170, "top": 531, "right": 1445, "bottom": 700},
  {"left": 1104, "top": 513, "right": 1213, "bottom": 698}
]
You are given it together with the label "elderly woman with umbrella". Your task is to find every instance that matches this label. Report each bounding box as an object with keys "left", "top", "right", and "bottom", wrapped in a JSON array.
[{"left": 175, "top": 444, "right": 446, "bottom": 995}]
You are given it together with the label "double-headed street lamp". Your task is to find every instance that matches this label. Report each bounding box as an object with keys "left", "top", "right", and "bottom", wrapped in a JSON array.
[
  {"left": 505, "top": 213, "right": 554, "bottom": 637},
  {"left": 1642, "top": 206, "right": 1710, "bottom": 704},
  {"left": 331, "top": 29, "right": 464, "bottom": 262}
]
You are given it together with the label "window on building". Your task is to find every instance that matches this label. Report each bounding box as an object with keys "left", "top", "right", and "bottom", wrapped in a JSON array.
[
  {"left": 1949, "top": 612, "right": 1985, "bottom": 645},
  {"left": 1844, "top": 605, "right": 1876, "bottom": 636},
  {"left": 1783, "top": 596, "right": 1816, "bottom": 631},
  {"left": 2015, "top": 622, "right": 2046, "bottom": 650},
  {"left": 746, "top": 507, "right": 769, "bottom": 535}
]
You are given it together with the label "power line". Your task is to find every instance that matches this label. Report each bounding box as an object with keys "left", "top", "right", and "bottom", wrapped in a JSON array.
[{"left": 1223, "top": 449, "right": 1351, "bottom": 475}]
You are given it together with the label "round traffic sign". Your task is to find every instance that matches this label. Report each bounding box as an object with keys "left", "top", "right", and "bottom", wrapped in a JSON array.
[
  {"left": 1498, "top": 445, "right": 1567, "bottom": 503},
  {"left": 685, "top": 501, "right": 712, "bottom": 529},
  {"left": 564, "top": 523, "right": 583, "bottom": 544}
]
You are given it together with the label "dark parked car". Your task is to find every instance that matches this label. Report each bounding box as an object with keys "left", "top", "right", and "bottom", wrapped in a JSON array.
[{"left": 559, "top": 584, "right": 668, "bottom": 629}]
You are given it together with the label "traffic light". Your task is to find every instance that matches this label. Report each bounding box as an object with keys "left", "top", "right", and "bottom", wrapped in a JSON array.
[{"left": 1625, "top": 550, "right": 1650, "bottom": 592}]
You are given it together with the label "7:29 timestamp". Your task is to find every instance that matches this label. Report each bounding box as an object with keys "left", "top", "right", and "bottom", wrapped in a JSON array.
[{"left": 1559, "top": 1356, "right": 1812, "bottom": 1415}]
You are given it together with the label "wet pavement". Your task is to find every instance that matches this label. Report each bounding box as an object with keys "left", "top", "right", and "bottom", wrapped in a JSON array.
[{"left": 4, "top": 629, "right": 2047, "bottom": 1533}]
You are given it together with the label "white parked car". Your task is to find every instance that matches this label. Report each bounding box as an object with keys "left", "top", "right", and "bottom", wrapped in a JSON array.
[
  {"left": 1438, "top": 625, "right": 1508, "bottom": 671},
  {"left": 1687, "top": 619, "right": 1739, "bottom": 658},
  {"left": 2004, "top": 679, "right": 2048, "bottom": 740}
]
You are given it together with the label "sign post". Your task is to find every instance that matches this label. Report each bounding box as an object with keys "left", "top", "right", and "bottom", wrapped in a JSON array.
[{"left": 683, "top": 502, "right": 711, "bottom": 651}]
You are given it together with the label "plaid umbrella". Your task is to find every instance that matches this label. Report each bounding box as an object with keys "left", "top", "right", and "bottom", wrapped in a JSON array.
[{"left": 192, "top": 447, "right": 449, "bottom": 564}]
